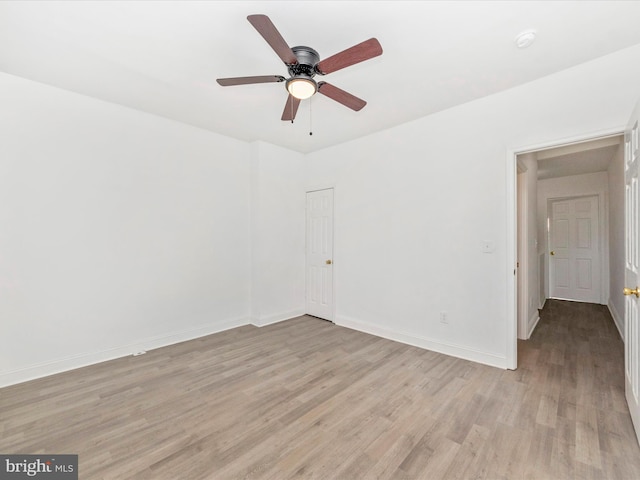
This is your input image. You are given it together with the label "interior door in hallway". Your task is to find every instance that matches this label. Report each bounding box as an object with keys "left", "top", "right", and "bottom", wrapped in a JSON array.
[
  {"left": 624, "top": 98, "right": 640, "bottom": 445},
  {"left": 306, "top": 189, "right": 334, "bottom": 321},
  {"left": 548, "top": 195, "right": 601, "bottom": 303}
]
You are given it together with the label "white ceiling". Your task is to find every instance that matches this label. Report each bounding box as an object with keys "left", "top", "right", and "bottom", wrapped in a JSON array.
[
  {"left": 2, "top": 1, "right": 640, "bottom": 153},
  {"left": 529, "top": 135, "right": 624, "bottom": 180}
]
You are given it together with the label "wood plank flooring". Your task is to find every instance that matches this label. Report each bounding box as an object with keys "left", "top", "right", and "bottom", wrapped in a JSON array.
[{"left": 2, "top": 300, "right": 640, "bottom": 479}]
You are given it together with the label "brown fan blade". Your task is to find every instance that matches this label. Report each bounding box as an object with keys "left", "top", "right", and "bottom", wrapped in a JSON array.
[
  {"left": 247, "top": 14, "right": 298, "bottom": 65},
  {"left": 317, "top": 82, "right": 366, "bottom": 111},
  {"left": 316, "top": 38, "right": 383, "bottom": 75},
  {"left": 281, "top": 94, "right": 301, "bottom": 121},
  {"left": 217, "top": 75, "right": 285, "bottom": 86}
]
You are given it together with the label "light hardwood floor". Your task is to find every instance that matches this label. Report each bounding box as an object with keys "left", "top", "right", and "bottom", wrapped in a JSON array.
[{"left": 2, "top": 300, "right": 640, "bottom": 479}]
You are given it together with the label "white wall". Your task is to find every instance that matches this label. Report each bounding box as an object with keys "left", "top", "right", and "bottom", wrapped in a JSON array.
[
  {"left": 537, "top": 172, "right": 609, "bottom": 304},
  {"left": 0, "top": 73, "right": 252, "bottom": 386},
  {"left": 304, "top": 44, "right": 640, "bottom": 368},
  {"left": 250, "top": 142, "right": 306, "bottom": 326},
  {"left": 608, "top": 143, "right": 626, "bottom": 337}
]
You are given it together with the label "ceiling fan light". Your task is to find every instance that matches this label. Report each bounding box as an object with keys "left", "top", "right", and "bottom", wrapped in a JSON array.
[{"left": 286, "top": 77, "right": 317, "bottom": 100}]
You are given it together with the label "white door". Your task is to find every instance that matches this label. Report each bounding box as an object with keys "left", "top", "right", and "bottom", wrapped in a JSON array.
[
  {"left": 306, "top": 189, "right": 334, "bottom": 321},
  {"left": 548, "top": 196, "right": 600, "bottom": 303},
  {"left": 624, "top": 100, "right": 640, "bottom": 444}
]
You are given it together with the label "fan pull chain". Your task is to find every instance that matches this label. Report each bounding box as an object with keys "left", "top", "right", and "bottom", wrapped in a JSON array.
[
  {"left": 309, "top": 97, "right": 313, "bottom": 136},
  {"left": 290, "top": 97, "right": 294, "bottom": 124}
]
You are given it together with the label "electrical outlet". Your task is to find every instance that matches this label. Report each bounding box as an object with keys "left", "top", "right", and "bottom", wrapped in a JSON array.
[
  {"left": 440, "top": 312, "right": 448, "bottom": 324},
  {"left": 482, "top": 241, "right": 495, "bottom": 253}
]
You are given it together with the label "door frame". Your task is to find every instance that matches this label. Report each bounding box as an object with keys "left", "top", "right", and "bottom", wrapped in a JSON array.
[
  {"left": 506, "top": 127, "right": 624, "bottom": 369},
  {"left": 305, "top": 186, "right": 336, "bottom": 322},
  {"left": 516, "top": 164, "right": 529, "bottom": 340}
]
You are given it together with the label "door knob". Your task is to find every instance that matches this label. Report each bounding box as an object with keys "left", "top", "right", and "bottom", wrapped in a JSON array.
[
  {"left": 624, "top": 287, "right": 640, "bottom": 297},
  {"left": 326, "top": 259, "right": 332, "bottom": 265},
  {"left": 550, "top": 251, "right": 555, "bottom": 256}
]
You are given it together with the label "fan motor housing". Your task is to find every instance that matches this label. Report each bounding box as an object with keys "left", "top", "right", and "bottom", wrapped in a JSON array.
[{"left": 288, "top": 46, "right": 320, "bottom": 78}]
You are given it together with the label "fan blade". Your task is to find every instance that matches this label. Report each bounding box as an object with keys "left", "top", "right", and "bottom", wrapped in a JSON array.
[
  {"left": 247, "top": 14, "right": 298, "bottom": 65},
  {"left": 281, "top": 94, "right": 301, "bottom": 121},
  {"left": 217, "top": 75, "right": 285, "bottom": 86},
  {"left": 316, "top": 38, "right": 383, "bottom": 75},
  {"left": 318, "top": 82, "right": 366, "bottom": 111}
]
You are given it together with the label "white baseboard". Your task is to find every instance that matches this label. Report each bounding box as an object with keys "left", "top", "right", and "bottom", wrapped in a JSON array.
[
  {"left": 335, "top": 315, "right": 507, "bottom": 369},
  {"left": 251, "top": 309, "right": 305, "bottom": 327},
  {"left": 527, "top": 311, "right": 540, "bottom": 339},
  {"left": 0, "top": 316, "right": 249, "bottom": 388},
  {"left": 608, "top": 300, "right": 624, "bottom": 341}
]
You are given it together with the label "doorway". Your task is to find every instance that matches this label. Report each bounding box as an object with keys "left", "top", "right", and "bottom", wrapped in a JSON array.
[{"left": 511, "top": 132, "right": 624, "bottom": 367}]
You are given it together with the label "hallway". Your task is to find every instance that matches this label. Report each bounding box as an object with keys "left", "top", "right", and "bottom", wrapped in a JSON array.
[{"left": 515, "top": 299, "right": 640, "bottom": 478}]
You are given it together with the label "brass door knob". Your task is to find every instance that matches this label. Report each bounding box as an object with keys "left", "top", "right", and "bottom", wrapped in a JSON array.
[
  {"left": 550, "top": 251, "right": 555, "bottom": 256},
  {"left": 624, "top": 287, "right": 640, "bottom": 297},
  {"left": 326, "top": 259, "right": 332, "bottom": 265}
]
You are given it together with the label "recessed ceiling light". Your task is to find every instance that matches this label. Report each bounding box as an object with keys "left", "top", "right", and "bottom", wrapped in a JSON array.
[{"left": 515, "top": 30, "right": 537, "bottom": 49}]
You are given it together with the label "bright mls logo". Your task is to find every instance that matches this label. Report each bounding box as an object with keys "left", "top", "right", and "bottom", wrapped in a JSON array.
[{"left": 0, "top": 455, "right": 77, "bottom": 479}]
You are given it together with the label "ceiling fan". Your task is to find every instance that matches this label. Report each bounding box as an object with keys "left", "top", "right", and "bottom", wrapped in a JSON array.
[{"left": 216, "top": 14, "right": 383, "bottom": 122}]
